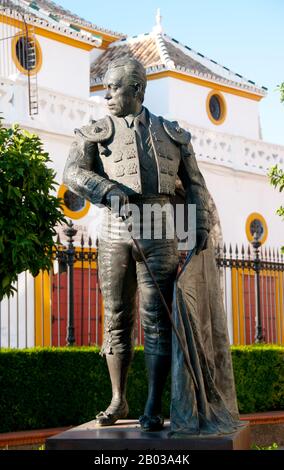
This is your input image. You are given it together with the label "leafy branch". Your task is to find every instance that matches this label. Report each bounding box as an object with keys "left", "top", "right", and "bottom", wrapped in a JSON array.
[
  {"left": 276, "top": 82, "right": 284, "bottom": 103},
  {"left": 0, "top": 120, "right": 66, "bottom": 300},
  {"left": 268, "top": 165, "right": 284, "bottom": 219}
]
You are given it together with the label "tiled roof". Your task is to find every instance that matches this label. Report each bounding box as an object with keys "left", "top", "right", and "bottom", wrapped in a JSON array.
[
  {"left": 22, "top": 0, "right": 124, "bottom": 38},
  {"left": 91, "top": 32, "right": 267, "bottom": 97},
  {"left": 90, "top": 36, "right": 162, "bottom": 78},
  {"left": 2, "top": 0, "right": 124, "bottom": 46},
  {"left": 164, "top": 40, "right": 221, "bottom": 77},
  {"left": 90, "top": 34, "right": 222, "bottom": 84}
]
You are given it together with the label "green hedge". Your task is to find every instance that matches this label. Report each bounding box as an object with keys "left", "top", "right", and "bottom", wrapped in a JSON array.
[
  {"left": 232, "top": 345, "right": 284, "bottom": 413},
  {"left": 0, "top": 346, "right": 158, "bottom": 433},
  {"left": 0, "top": 345, "right": 283, "bottom": 433}
]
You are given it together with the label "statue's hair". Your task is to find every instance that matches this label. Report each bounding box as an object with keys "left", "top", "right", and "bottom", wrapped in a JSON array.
[{"left": 104, "top": 56, "right": 147, "bottom": 103}]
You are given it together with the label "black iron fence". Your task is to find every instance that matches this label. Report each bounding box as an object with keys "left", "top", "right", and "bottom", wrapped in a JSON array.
[
  {"left": 51, "top": 221, "right": 102, "bottom": 348},
  {"left": 216, "top": 234, "right": 284, "bottom": 345},
  {"left": 0, "top": 221, "right": 283, "bottom": 349}
]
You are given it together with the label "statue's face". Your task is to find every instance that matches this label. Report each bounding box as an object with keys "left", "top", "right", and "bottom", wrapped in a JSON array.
[{"left": 104, "top": 67, "right": 142, "bottom": 117}]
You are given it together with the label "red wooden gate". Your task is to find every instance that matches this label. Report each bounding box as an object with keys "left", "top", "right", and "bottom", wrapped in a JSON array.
[{"left": 51, "top": 267, "right": 103, "bottom": 346}]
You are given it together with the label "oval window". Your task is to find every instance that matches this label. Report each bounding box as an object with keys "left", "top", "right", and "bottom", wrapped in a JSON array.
[
  {"left": 58, "top": 184, "right": 90, "bottom": 220},
  {"left": 64, "top": 190, "right": 85, "bottom": 213},
  {"left": 209, "top": 95, "right": 221, "bottom": 121},
  {"left": 245, "top": 213, "right": 268, "bottom": 245},
  {"left": 16, "top": 37, "right": 36, "bottom": 71},
  {"left": 12, "top": 34, "right": 42, "bottom": 75},
  {"left": 206, "top": 91, "right": 227, "bottom": 125}
]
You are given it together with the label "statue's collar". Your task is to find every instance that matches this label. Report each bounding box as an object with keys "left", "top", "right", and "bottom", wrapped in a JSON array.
[{"left": 123, "top": 106, "right": 148, "bottom": 128}]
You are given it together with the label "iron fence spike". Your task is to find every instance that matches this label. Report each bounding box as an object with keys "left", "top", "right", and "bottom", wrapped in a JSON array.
[{"left": 216, "top": 243, "right": 220, "bottom": 257}]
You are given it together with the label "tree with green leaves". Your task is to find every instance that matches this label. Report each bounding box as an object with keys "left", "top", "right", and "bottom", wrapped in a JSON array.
[
  {"left": 268, "top": 165, "right": 284, "bottom": 220},
  {"left": 268, "top": 82, "right": 284, "bottom": 252},
  {"left": 0, "top": 121, "right": 65, "bottom": 300}
]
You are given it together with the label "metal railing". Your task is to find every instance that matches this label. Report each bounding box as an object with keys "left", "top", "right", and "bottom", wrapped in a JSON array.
[
  {"left": 53, "top": 221, "right": 100, "bottom": 347},
  {"left": 216, "top": 235, "right": 284, "bottom": 345},
  {"left": 0, "top": 221, "right": 283, "bottom": 349}
]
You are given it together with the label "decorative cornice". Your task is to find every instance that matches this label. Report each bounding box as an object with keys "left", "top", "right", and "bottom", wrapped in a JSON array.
[
  {"left": 91, "top": 66, "right": 265, "bottom": 101},
  {"left": 173, "top": 65, "right": 266, "bottom": 97}
]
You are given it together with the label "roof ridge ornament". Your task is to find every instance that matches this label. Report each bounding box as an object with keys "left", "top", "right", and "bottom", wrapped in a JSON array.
[
  {"left": 154, "top": 35, "right": 175, "bottom": 70},
  {"left": 152, "top": 8, "right": 163, "bottom": 34},
  {"left": 152, "top": 8, "right": 175, "bottom": 70}
]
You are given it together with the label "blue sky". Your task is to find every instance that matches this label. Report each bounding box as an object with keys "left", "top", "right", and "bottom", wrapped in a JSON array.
[{"left": 58, "top": 0, "right": 284, "bottom": 146}]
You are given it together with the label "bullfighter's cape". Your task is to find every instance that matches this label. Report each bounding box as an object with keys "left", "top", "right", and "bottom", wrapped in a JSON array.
[{"left": 170, "top": 236, "right": 242, "bottom": 435}]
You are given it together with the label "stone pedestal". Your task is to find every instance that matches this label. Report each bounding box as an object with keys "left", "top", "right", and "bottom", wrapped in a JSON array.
[{"left": 46, "top": 420, "right": 251, "bottom": 450}]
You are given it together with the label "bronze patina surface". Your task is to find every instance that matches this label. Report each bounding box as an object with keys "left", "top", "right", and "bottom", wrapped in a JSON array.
[{"left": 63, "top": 57, "right": 240, "bottom": 437}]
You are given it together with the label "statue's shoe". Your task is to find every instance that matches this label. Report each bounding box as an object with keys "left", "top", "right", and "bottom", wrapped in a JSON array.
[
  {"left": 139, "top": 414, "right": 164, "bottom": 432},
  {"left": 95, "top": 401, "right": 129, "bottom": 426}
]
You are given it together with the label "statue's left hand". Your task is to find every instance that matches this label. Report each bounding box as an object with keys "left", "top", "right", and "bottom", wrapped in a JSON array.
[{"left": 195, "top": 229, "right": 208, "bottom": 255}]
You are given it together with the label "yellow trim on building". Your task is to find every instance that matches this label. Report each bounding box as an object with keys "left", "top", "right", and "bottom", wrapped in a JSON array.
[
  {"left": 34, "top": 270, "right": 51, "bottom": 346},
  {"left": 33, "top": 25, "right": 94, "bottom": 51},
  {"left": 11, "top": 33, "right": 42, "bottom": 76},
  {"left": 58, "top": 184, "right": 90, "bottom": 220},
  {"left": 91, "top": 70, "right": 264, "bottom": 101},
  {"left": 231, "top": 267, "right": 245, "bottom": 344},
  {"left": 34, "top": 249, "right": 100, "bottom": 346},
  {"left": 0, "top": 14, "right": 95, "bottom": 51},
  {"left": 245, "top": 212, "right": 268, "bottom": 245},
  {"left": 278, "top": 271, "right": 284, "bottom": 344},
  {"left": 73, "top": 247, "right": 97, "bottom": 269},
  {"left": 231, "top": 267, "right": 284, "bottom": 345},
  {"left": 273, "top": 271, "right": 284, "bottom": 344},
  {"left": 206, "top": 90, "right": 227, "bottom": 125},
  {"left": 91, "top": 84, "right": 105, "bottom": 92}
]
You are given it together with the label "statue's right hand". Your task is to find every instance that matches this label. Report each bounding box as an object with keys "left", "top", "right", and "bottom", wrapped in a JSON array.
[{"left": 104, "top": 187, "right": 129, "bottom": 218}]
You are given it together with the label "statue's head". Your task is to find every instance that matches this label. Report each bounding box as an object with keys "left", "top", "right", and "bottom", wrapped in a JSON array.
[{"left": 103, "top": 57, "right": 147, "bottom": 117}]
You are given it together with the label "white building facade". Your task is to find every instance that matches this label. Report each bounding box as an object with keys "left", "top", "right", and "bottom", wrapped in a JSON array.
[{"left": 0, "top": 1, "right": 283, "bottom": 348}]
